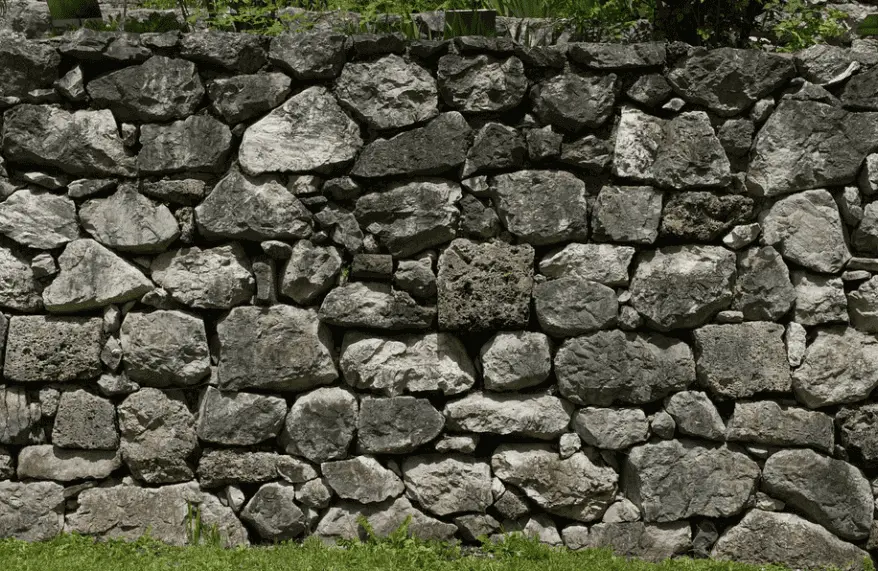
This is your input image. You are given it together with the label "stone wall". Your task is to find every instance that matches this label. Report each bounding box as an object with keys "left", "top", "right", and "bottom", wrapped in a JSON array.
[{"left": 2, "top": 26, "right": 878, "bottom": 569}]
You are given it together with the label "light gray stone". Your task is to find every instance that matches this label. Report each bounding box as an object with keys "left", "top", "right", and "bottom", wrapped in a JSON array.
[
  {"left": 280, "top": 387, "right": 358, "bottom": 463},
  {"left": 586, "top": 522, "right": 690, "bottom": 562},
  {"left": 241, "top": 482, "right": 306, "bottom": 541},
  {"left": 52, "top": 389, "right": 118, "bottom": 450},
  {"left": 4, "top": 316, "right": 102, "bottom": 382},
  {"left": 207, "top": 72, "right": 291, "bottom": 124},
  {"left": 523, "top": 514, "right": 562, "bottom": 546},
  {"left": 0, "top": 385, "right": 42, "bottom": 445},
  {"left": 573, "top": 407, "right": 648, "bottom": 450},
  {"left": 280, "top": 241, "right": 341, "bottom": 305},
  {"left": 401, "top": 454, "right": 492, "bottom": 516},
  {"left": 444, "top": 392, "right": 571, "bottom": 439},
  {"left": 315, "top": 497, "right": 457, "bottom": 543},
  {"left": 357, "top": 397, "right": 444, "bottom": 454},
  {"left": 793, "top": 326, "right": 878, "bottom": 408},
  {"left": 531, "top": 72, "right": 616, "bottom": 132},
  {"left": 151, "top": 244, "right": 254, "bottom": 310},
  {"left": 723, "top": 223, "right": 762, "bottom": 250},
  {"left": 197, "top": 387, "right": 286, "bottom": 446},
  {"left": 727, "top": 401, "right": 834, "bottom": 453},
  {"left": 454, "top": 514, "right": 500, "bottom": 542},
  {"left": 79, "top": 185, "right": 179, "bottom": 254},
  {"left": 0, "top": 481, "right": 64, "bottom": 541},
  {"left": 319, "top": 282, "right": 434, "bottom": 331},
  {"left": 792, "top": 272, "right": 847, "bottom": 326},
  {"left": 437, "top": 54, "right": 527, "bottom": 113},
  {"left": 664, "top": 391, "right": 725, "bottom": 441},
  {"left": 17, "top": 445, "right": 120, "bottom": 481},
  {"left": 534, "top": 277, "right": 618, "bottom": 337},
  {"left": 480, "top": 331, "right": 551, "bottom": 391},
  {"left": 0, "top": 245, "right": 42, "bottom": 312},
  {"left": 435, "top": 435, "right": 479, "bottom": 454},
  {"left": 120, "top": 310, "right": 209, "bottom": 388},
  {"left": 0, "top": 189, "right": 78, "bottom": 250},
  {"left": 321, "top": 456, "right": 404, "bottom": 504},
  {"left": 733, "top": 246, "right": 795, "bottom": 321},
  {"left": 592, "top": 185, "right": 662, "bottom": 244},
  {"left": 197, "top": 450, "right": 284, "bottom": 488},
  {"left": 138, "top": 115, "right": 232, "bottom": 175},
  {"left": 539, "top": 243, "right": 634, "bottom": 287},
  {"left": 837, "top": 403, "right": 878, "bottom": 464},
  {"left": 602, "top": 499, "right": 640, "bottom": 523}
]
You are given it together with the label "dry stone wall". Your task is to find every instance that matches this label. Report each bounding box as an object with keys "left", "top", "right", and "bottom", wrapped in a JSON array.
[{"left": 3, "top": 26, "right": 878, "bottom": 569}]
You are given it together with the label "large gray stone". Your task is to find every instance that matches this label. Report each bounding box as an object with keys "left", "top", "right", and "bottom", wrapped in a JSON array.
[
  {"left": 195, "top": 169, "right": 312, "bottom": 241},
  {"left": 355, "top": 179, "right": 460, "bottom": 257},
  {"left": 0, "top": 481, "right": 64, "bottom": 541},
  {"left": 207, "top": 72, "right": 291, "bottom": 124},
  {"left": 837, "top": 403, "right": 878, "bottom": 463},
  {"left": 534, "top": 277, "right": 618, "bottom": 337},
  {"left": 592, "top": 185, "right": 662, "bottom": 245},
  {"left": 712, "top": 510, "right": 868, "bottom": 571},
  {"left": 792, "top": 272, "right": 848, "bottom": 326},
  {"left": 727, "top": 401, "right": 834, "bottom": 453},
  {"left": 747, "top": 101, "right": 878, "bottom": 196},
  {"left": 80, "top": 185, "right": 179, "bottom": 254},
  {"left": 760, "top": 189, "right": 851, "bottom": 274},
  {"left": 319, "top": 282, "right": 434, "bottom": 331},
  {"left": 268, "top": 32, "right": 346, "bottom": 80},
  {"left": 52, "top": 389, "right": 118, "bottom": 450},
  {"left": 86, "top": 56, "right": 204, "bottom": 122},
  {"left": 322, "top": 456, "right": 404, "bottom": 504},
  {"left": 340, "top": 331, "right": 475, "bottom": 396},
  {"left": 573, "top": 407, "right": 649, "bottom": 450},
  {"left": 693, "top": 322, "right": 791, "bottom": 399},
  {"left": 241, "top": 482, "right": 305, "bottom": 541},
  {"left": 118, "top": 388, "right": 198, "bottom": 484},
  {"left": 197, "top": 387, "right": 286, "bottom": 446},
  {"left": 239, "top": 86, "right": 362, "bottom": 176},
  {"left": 842, "top": 65, "right": 878, "bottom": 110},
  {"left": 437, "top": 54, "right": 527, "bottom": 113},
  {"left": 180, "top": 31, "right": 266, "bottom": 73},
  {"left": 43, "top": 239, "right": 152, "bottom": 313},
  {"left": 630, "top": 245, "right": 736, "bottom": 330},
  {"left": 279, "top": 241, "right": 341, "bottom": 304},
  {"left": 667, "top": 48, "right": 795, "bottom": 116},
  {"left": 437, "top": 238, "right": 533, "bottom": 331},
  {"left": 316, "top": 497, "right": 457, "bottom": 543},
  {"left": 444, "top": 392, "right": 571, "bottom": 439},
  {"left": 479, "top": 331, "right": 551, "bottom": 391},
  {"left": 792, "top": 327, "right": 878, "bottom": 408},
  {"left": 848, "top": 276, "right": 878, "bottom": 332},
  {"left": 463, "top": 123, "right": 527, "bottom": 177},
  {"left": 733, "top": 246, "right": 795, "bottom": 321},
  {"left": 762, "top": 449, "right": 872, "bottom": 541},
  {"left": 120, "top": 310, "right": 209, "bottom": 387},
  {"left": 280, "top": 387, "right": 358, "bottom": 463},
  {"left": 151, "top": 244, "right": 254, "bottom": 309},
  {"left": 351, "top": 112, "right": 471, "bottom": 178},
  {"left": 17, "top": 445, "right": 120, "bottom": 481},
  {"left": 336, "top": 55, "right": 437, "bottom": 130},
  {"left": 586, "top": 522, "right": 690, "bottom": 562},
  {"left": 217, "top": 305, "right": 337, "bottom": 392},
  {"left": 138, "top": 115, "right": 232, "bottom": 175},
  {"left": 4, "top": 316, "right": 102, "bottom": 382},
  {"left": 0, "top": 245, "right": 42, "bottom": 312},
  {"left": 0, "top": 189, "right": 78, "bottom": 250},
  {"left": 2, "top": 105, "right": 135, "bottom": 176},
  {"left": 568, "top": 42, "right": 666, "bottom": 69},
  {"left": 357, "top": 397, "right": 445, "bottom": 454},
  {"left": 197, "top": 450, "right": 287, "bottom": 488},
  {"left": 0, "top": 34, "right": 60, "bottom": 97},
  {"left": 660, "top": 192, "right": 754, "bottom": 242},
  {"left": 531, "top": 72, "right": 616, "bottom": 132},
  {"left": 556, "top": 330, "right": 694, "bottom": 406},
  {"left": 625, "top": 440, "right": 759, "bottom": 522},
  {"left": 492, "top": 444, "right": 617, "bottom": 522},
  {"left": 0, "top": 385, "right": 42, "bottom": 445},
  {"left": 539, "top": 243, "right": 634, "bottom": 287},
  {"left": 402, "top": 454, "right": 492, "bottom": 516}
]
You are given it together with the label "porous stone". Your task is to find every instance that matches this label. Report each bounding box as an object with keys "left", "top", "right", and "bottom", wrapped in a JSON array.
[
  {"left": 269, "top": 32, "right": 346, "bottom": 80},
  {"left": 733, "top": 246, "right": 795, "bottom": 321},
  {"left": 792, "top": 327, "right": 878, "bottom": 408},
  {"left": 280, "top": 387, "right": 358, "bottom": 463},
  {"left": 492, "top": 444, "right": 617, "bottom": 522},
  {"left": 207, "top": 72, "right": 291, "bottom": 124},
  {"left": 151, "top": 244, "right": 254, "bottom": 309},
  {"left": 0, "top": 189, "right": 78, "bottom": 250},
  {"left": 663, "top": 391, "right": 725, "bottom": 441},
  {"left": 592, "top": 185, "right": 662, "bottom": 244},
  {"left": 138, "top": 115, "right": 232, "bottom": 175},
  {"left": 79, "top": 185, "right": 179, "bottom": 254},
  {"left": 693, "top": 322, "right": 791, "bottom": 399},
  {"left": 320, "top": 282, "right": 434, "bottom": 330},
  {"left": 322, "top": 456, "right": 404, "bottom": 504},
  {"left": 444, "top": 392, "right": 571, "bottom": 439},
  {"left": 52, "top": 389, "right": 118, "bottom": 450},
  {"left": 630, "top": 245, "right": 736, "bottom": 330},
  {"left": 573, "top": 407, "right": 649, "bottom": 450},
  {"left": 197, "top": 450, "right": 284, "bottom": 488},
  {"left": 402, "top": 455, "right": 492, "bottom": 516},
  {"left": 539, "top": 243, "right": 634, "bottom": 287},
  {"left": 0, "top": 245, "right": 41, "bottom": 312},
  {"left": 141, "top": 179, "right": 206, "bottom": 205},
  {"left": 17, "top": 445, "right": 120, "bottom": 481},
  {"left": 280, "top": 241, "right": 341, "bottom": 304},
  {"left": 197, "top": 387, "right": 286, "bottom": 446},
  {"left": 726, "top": 401, "right": 834, "bottom": 453},
  {"left": 241, "top": 482, "right": 305, "bottom": 541},
  {"left": 180, "top": 31, "right": 266, "bottom": 73},
  {"left": 534, "top": 277, "right": 618, "bottom": 337},
  {"left": 531, "top": 72, "right": 617, "bottom": 132},
  {"left": 217, "top": 305, "right": 337, "bottom": 392},
  {"left": 479, "top": 331, "right": 551, "bottom": 391},
  {"left": 315, "top": 497, "right": 457, "bottom": 543},
  {"left": 556, "top": 330, "right": 694, "bottom": 406},
  {"left": 4, "top": 316, "right": 102, "bottom": 382},
  {"left": 240, "top": 86, "right": 362, "bottom": 176},
  {"left": 660, "top": 192, "right": 753, "bottom": 242},
  {"left": 586, "top": 522, "right": 691, "bottom": 562},
  {"left": 437, "top": 239, "right": 533, "bottom": 331},
  {"left": 763, "top": 449, "right": 872, "bottom": 541},
  {"left": 792, "top": 272, "right": 847, "bottom": 326},
  {"left": 0, "top": 481, "right": 63, "bottom": 541},
  {"left": 357, "top": 397, "right": 444, "bottom": 454},
  {"left": 0, "top": 385, "right": 42, "bottom": 445},
  {"left": 625, "top": 440, "right": 759, "bottom": 522}
]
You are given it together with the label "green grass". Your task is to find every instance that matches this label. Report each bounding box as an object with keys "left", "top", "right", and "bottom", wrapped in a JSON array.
[{"left": 0, "top": 532, "right": 792, "bottom": 571}]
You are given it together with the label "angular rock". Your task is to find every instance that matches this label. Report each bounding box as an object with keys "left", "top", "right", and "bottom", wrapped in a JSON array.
[
  {"left": 207, "top": 72, "right": 291, "bottom": 124},
  {"left": 462, "top": 123, "right": 526, "bottom": 178},
  {"left": 241, "top": 482, "right": 305, "bottom": 541},
  {"left": 4, "top": 316, "right": 102, "bottom": 382},
  {"left": 727, "top": 401, "right": 834, "bottom": 453},
  {"left": 322, "top": 456, "right": 404, "bottom": 504},
  {"left": 437, "top": 54, "right": 527, "bottom": 113},
  {"left": 444, "top": 392, "right": 571, "bottom": 439},
  {"left": 180, "top": 31, "right": 266, "bottom": 73},
  {"left": 86, "top": 56, "right": 204, "bottom": 122},
  {"left": 573, "top": 407, "right": 648, "bottom": 450},
  {"left": 268, "top": 32, "right": 346, "bottom": 80},
  {"left": 319, "top": 282, "right": 434, "bottom": 331},
  {"left": 667, "top": 48, "right": 795, "bottom": 116},
  {"left": 479, "top": 331, "right": 551, "bottom": 391},
  {"left": 534, "top": 277, "right": 618, "bottom": 337},
  {"left": 492, "top": 444, "right": 617, "bottom": 522},
  {"left": 556, "top": 330, "right": 694, "bottom": 406},
  {"left": 336, "top": 55, "right": 437, "bottom": 130},
  {"left": 355, "top": 179, "right": 460, "bottom": 257},
  {"left": 793, "top": 327, "right": 878, "bottom": 408},
  {"left": 197, "top": 450, "right": 284, "bottom": 488},
  {"left": 837, "top": 403, "right": 878, "bottom": 463},
  {"left": 316, "top": 497, "right": 457, "bottom": 543},
  {"left": 0, "top": 189, "right": 78, "bottom": 253},
  {"left": 240, "top": 86, "right": 362, "bottom": 176},
  {"left": 52, "top": 389, "right": 118, "bottom": 450},
  {"left": 315, "top": 203, "right": 365, "bottom": 253},
  {"left": 763, "top": 449, "right": 871, "bottom": 540},
  {"left": 663, "top": 391, "right": 725, "bottom": 441},
  {"left": 402, "top": 455, "right": 492, "bottom": 516},
  {"left": 733, "top": 246, "right": 795, "bottom": 321},
  {"left": 625, "top": 440, "right": 759, "bottom": 522},
  {"left": 531, "top": 72, "right": 616, "bottom": 132},
  {"left": 569, "top": 42, "right": 665, "bottom": 69},
  {"left": 17, "top": 445, "right": 120, "bottom": 481},
  {"left": 0, "top": 245, "right": 41, "bottom": 312},
  {"left": 854, "top": 202, "right": 878, "bottom": 254},
  {"left": 592, "top": 185, "right": 662, "bottom": 244},
  {"left": 279, "top": 241, "right": 341, "bottom": 305},
  {"left": 539, "top": 243, "right": 634, "bottom": 286},
  {"left": 587, "top": 522, "right": 690, "bottom": 562},
  {"left": 630, "top": 245, "right": 736, "bottom": 330},
  {"left": 280, "top": 387, "right": 357, "bottom": 463},
  {"left": 138, "top": 115, "right": 232, "bottom": 175},
  {"left": 358, "top": 397, "right": 444, "bottom": 454},
  {"left": 625, "top": 73, "right": 672, "bottom": 108},
  {"left": 0, "top": 385, "right": 42, "bottom": 445},
  {"left": 152, "top": 244, "right": 254, "bottom": 309},
  {"left": 0, "top": 481, "right": 63, "bottom": 541},
  {"left": 0, "top": 34, "right": 60, "bottom": 98},
  {"left": 197, "top": 387, "right": 286, "bottom": 446},
  {"left": 217, "top": 305, "right": 337, "bottom": 392},
  {"left": 195, "top": 168, "right": 312, "bottom": 241},
  {"left": 660, "top": 192, "right": 754, "bottom": 242},
  {"left": 842, "top": 66, "right": 878, "bottom": 111},
  {"left": 792, "top": 272, "right": 847, "bottom": 326},
  {"left": 120, "top": 310, "right": 210, "bottom": 387},
  {"left": 141, "top": 179, "right": 206, "bottom": 206},
  {"left": 79, "top": 185, "right": 179, "bottom": 254},
  {"left": 2, "top": 105, "right": 135, "bottom": 176}
]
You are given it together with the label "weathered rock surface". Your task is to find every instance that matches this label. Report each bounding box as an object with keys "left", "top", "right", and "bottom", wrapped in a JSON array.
[
  {"left": 316, "top": 497, "right": 457, "bottom": 542},
  {"left": 138, "top": 115, "right": 232, "bottom": 175},
  {"left": 197, "top": 450, "right": 286, "bottom": 488},
  {"left": 280, "top": 387, "right": 357, "bottom": 463},
  {"left": 4, "top": 316, "right": 102, "bottom": 382},
  {"left": 402, "top": 455, "right": 492, "bottom": 516},
  {"left": 531, "top": 72, "right": 617, "bottom": 132},
  {"left": 241, "top": 482, "right": 305, "bottom": 541},
  {"left": 539, "top": 243, "right": 634, "bottom": 286},
  {"left": 837, "top": 403, "right": 878, "bottom": 463},
  {"left": 792, "top": 327, "right": 878, "bottom": 408},
  {"left": 152, "top": 244, "right": 254, "bottom": 309},
  {"left": 357, "top": 397, "right": 445, "bottom": 454},
  {"left": 443, "top": 392, "right": 571, "bottom": 439},
  {"left": 320, "top": 282, "right": 434, "bottom": 330},
  {"left": 592, "top": 185, "right": 662, "bottom": 244},
  {"left": 660, "top": 192, "right": 753, "bottom": 242},
  {"left": 463, "top": 122, "right": 526, "bottom": 177},
  {"left": 727, "top": 401, "right": 833, "bottom": 453},
  {"left": 0, "top": 245, "right": 42, "bottom": 312},
  {"left": 207, "top": 72, "right": 291, "bottom": 124},
  {"left": 197, "top": 387, "right": 286, "bottom": 446},
  {"left": 479, "top": 331, "right": 551, "bottom": 391},
  {"left": 180, "top": 30, "right": 265, "bottom": 72},
  {"left": 664, "top": 391, "right": 725, "bottom": 441},
  {"left": 0, "top": 481, "right": 64, "bottom": 541},
  {"left": 534, "top": 277, "right": 618, "bottom": 337},
  {"left": 733, "top": 246, "right": 795, "bottom": 321},
  {"left": 792, "top": 272, "right": 847, "bottom": 325},
  {"left": 437, "top": 54, "right": 527, "bottom": 113},
  {"left": 569, "top": 42, "right": 665, "bottom": 70},
  {"left": 52, "top": 389, "right": 118, "bottom": 450},
  {"left": 586, "top": 522, "right": 690, "bottom": 562},
  {"left": 120, "top": 310, "right": 209, "bottom": 387},
  {"left": 321, "top": 456, "right": 404, "bottom": 504},
  {"left": 0, "top": 386, "right": 42, "bottom": 445},
  {"left": 0, "top": 189, "right": 78, "bottom": 250},
  {"left": 268, "top": 32, "right": 346, "bottom": 80},
  {"left": 0, "top": 35, "right": 60, "bottom": 98},
  {"left": 17, "top": 445, "right": 120, "bottom": 481},
  {"left": 573, "top": 407, "right": 649, "bottom": 450},
  {"left": 80, "top": 185, "right": 179, "bottom": 253}
]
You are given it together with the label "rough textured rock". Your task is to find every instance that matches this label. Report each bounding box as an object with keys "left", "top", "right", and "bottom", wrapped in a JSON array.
[
  {"left": 534, "top": 277, "right": 618, "bottom": 337},
  {"left": 120, "top": 310, "right": 209, "bottom": 387},
  {"left": 762, "top": 449, "right": 872, "bottom": 541},
  {"left": 663, "top": 391, "right": 725, "bottom": 441},
  {"left": 355, "top": 179, "right": 460, "bottom": 256},
  {"left": 793, "top": 327, "right": 878, "bottom": 408},
  {"left": 268, "top": 32, "right": 346, "bottom": 80},
  {"left": 443, "top": 392, "right": 571, "bottom": 439},
  {"left": 573, "top": 407, "right": 649, "bottom": 450},
  {"left": 280, "top": 241, "right": 341, "bottom": 304},
  {"left": 320, "top": 282, "right": 434, "bottom": 330},
  {"left": 629, "top": 245, "right": 736, "bottom": 330},
  {"left": 358, "top": 397, "right": 445, "bottom": 454},
  {"left": 2, "top": 105, "right": 135, "bottom": 176},
  {"left": 492, "top": 444, "right": 617, "bottom": 522},
  {"left": 693, "top": 322, "right": 791, "bottom": 399},
  {"left": 733, "top": 246, "right": 795, "bottom": 321},
  {"left": 241, "top": 482, "right": 305, "bottom": 541},
  {"left": 240, "top": 86, "right": 362, "bottom": 176},
  {"left": 86, "top": 56, "right": 204, "bottom": 122},
  {"left": 660, "top": 192, "right": 753, "bottom": 242},
  {"left": 837, "top": 403, "right": 878, "bottom": 464},
  {"left": 336, "top": 55, "right": 437, "bottom": 129},
  {"left": 437, "top": 238, "right": 534, "bottom": 331},
  {"left": 0, "top": 35, "right": 60, "bottom": 98},
  {"left": 727, "top": 401, "right": 834, "bottom": 453},
  {"left": 280, "top": 387, "right": 357, "bottom": 463},
  {"left": 586, "top": 522, "right": 691, "bottom": 562},
  {"left": 118, "top": 388, "right": 197, "bottom": 484},
  {"left": 402, "top": 455, "right": 492, "bottom": 516},
  {"left": 195, "top": 169, "right": 312, "bottom": 241},
  {"left": 322, "top": 456, "right": 404, "bottom": 504},
  {"left": 437, "top": 54, "right": 527, "bottom": 113},
  {"left": 539, "top": 243, "right": 634, "bottom": 287},
  {"left": 792, "top": 272, "right": 847, "bottom": 326},
  {"left": 479, "top": 332, "right": 551, "bottom": 391},
  {"left": 712, "top": 510, "right": 868, "bottom": 571},
  {"left": 625, "top": 440, "right": 759, "bottom": 522},
  {"left": 316, "top": 497, "right": 457, "bottom": 542},
  {"left": 207, "top": 72, "right": 291, "bottom": 124},
  {"left": 463, "top": 123, "right": 526, "bottom": 177},
  {"left": 52, "top": 389, "right": 118, "bottom": 450},
  {"left": 0, "top": 481, "right": 64, "bottom": 541},
  {"left": 138, "top": 115, "right": 232, "bottom": 175},
  {"left": 0, "top": 245, "right": 42, "bottom": 312},
  {"left": 556, "top": 330, "right": 694, "bottom": 406},
  {"left": 4, "top": 316, "right": 102, "bottom": 382},
  {"left": 568, "top": 42, "right": 665, "bottom": 69},
  {"left": 592, "top": 185, "right": 662, "bottom": 244},
  {"left": 197, "top": 450, "right": 285, "bottom": 488},
  {"left": 0, "top": 189, "right": 78, "bottom": 250},
  {"left": 217, "top": 305, "right": 337, "bottom": 392},
  {"left": 80, "top": 185, "right": 179, "bottom": 253},
  {"left": 17, "top": 445, "right": 121, "bottom": 481},
  {"left": 197, "top": 387, "right": 286, "bottom": 446},
  {"left": 180, "top": 31, "right": 266, "bottom": 73},
  {"left": 151, "top": 244, "right": 254, "bottom": 310},
  {"left": 531, "top": 72, "right": 617, "bottom": 132},
  {"left": 0, "top": 386, "right": 42, "bottom": 445}
]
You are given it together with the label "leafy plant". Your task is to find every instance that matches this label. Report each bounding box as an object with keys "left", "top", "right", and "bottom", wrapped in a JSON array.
[
  {"left": 859, "top": 14, "right": 878, "bottom": 36},
  {"left": 184, "top": 501, "right": 222, "bottom": 547},
  {"left": 762, "top": 0, "right": 847, "bottom": 51}
]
